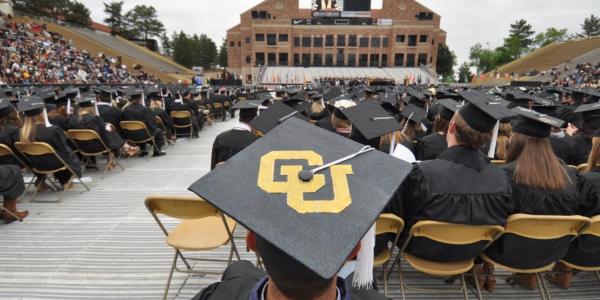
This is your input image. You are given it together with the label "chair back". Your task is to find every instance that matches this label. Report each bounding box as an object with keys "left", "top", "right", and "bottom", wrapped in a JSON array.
[
  {"left": 409, "top": 221, "right": 504, "bottom": 246},
  {"left": 171, "top": 110, "right": 191, "bottom": 120},
  {"left": 376, "top": 214, "right": 405, "bottom": 235},
  {"left": 170, "top": 111, "right": 192, "bottom": 129},
  {"left": 491, "top": 160, "right": 506, "bottom": 166},
  {"left": 0, "top": 143, "right": 13, "bottom": 157},
  {"left": 15, "top": 142, "right": 54, "bottom": 156},
  {"left": 0, "top": 143, "right": 29, "bottom": 169},
  {"left": 505, "top": 214, "right": 591, "bottom": 240},
  {"left": 145, "top": 195, "right": 220, "bottom": 220},
  {"left": 15, "top": 142, "right": 69, "bottom": 174},
  {"left": 585, "top": 215, "right": 600, "bottom": 237},
  {"left": 67, "top": 129, "right": 101, "bottom": 142},
  {"left": 577, "top": 164, "right": 589, "bottom": 173},
  {"left": 120, "top": 120, "right": 147, "bottom": 132},
  {"left": 120, "top": 121, "right": 153, "bottom": 143},
  {"left": 67, "top": 129, "right": 109, "bottom": 156}
]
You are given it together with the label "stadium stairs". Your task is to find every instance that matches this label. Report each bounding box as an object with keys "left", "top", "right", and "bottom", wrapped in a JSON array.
[{"left": 14, "top": 16, "right": 194, "bottom": 83}]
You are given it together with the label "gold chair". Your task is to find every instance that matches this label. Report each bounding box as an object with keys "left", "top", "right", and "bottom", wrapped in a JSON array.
[
  {"left": 399, "top": 221, "right": 505, "bottom": 300},
  {"left": 374, "top": 214, "right": 404, "bottom": 296},
  {"left": 120, "top": 121, "right": 160, "bottom": 160},
  {"left": 155, "top": 116, "right": 174, "bottom": 147},
  {"left": 481, "top": 214, "right": 591, "bottom": 300},
  {"left": 211, "top": 102, "right": 224, "bottom": 120},
  {"left": 491, "top": 160, "right": 506, "bottom": 166},
  {"left": 559, "top": 215, "right": 600, "bottom": 282},
  {"left": 14, "top": 142, "right": 90, "bottom": 202},
  {"left": 145, "top": 195, "right": 240, "bottom": 300},
  {"left": 170, "top": 111, "right": 195, "bottom": 139},
  {"left": 67, "top": 129, "right": 124, "bottom": 176}
]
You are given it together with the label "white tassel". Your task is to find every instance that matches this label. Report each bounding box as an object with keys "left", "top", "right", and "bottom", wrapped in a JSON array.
[
  {"left": 94, "top": 101, "right": 100, "bottom": 117},
  {"left": 43, "top": 108, "right": 52, "bottom": 128},
  {"left": 488, "top": 120, "right": 500, "bottom": 159},
  {"left": 141, "top": 92, "right": 146, "bottom": 107},
  {"left": 401, "top": 112, "right": 414, "bottom": 134},
  {"left": 353, "top": 224, "right": 375, "bottom": 289},
  {"left": 66, "top": 98, "right": 72, "bottom": 115},
  {"left": 389, "top": 133, "right": 396, "bottom": 155}
]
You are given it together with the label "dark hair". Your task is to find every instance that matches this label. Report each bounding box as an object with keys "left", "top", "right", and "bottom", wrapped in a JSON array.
[
  {"left": 0, "top": 109, "right": 22, "bottom": 129},
  {"left": 256, "top": 236, "right": 334, "bottom": 300},
  {"left": 433, "top": 114, "right": 450, "bottom": 134},
  {"left": 580, "top": 119, "right": 600, "bottom": 141},
  {"left": 453, "top": 113, "right": 492, "bottom": 149}
]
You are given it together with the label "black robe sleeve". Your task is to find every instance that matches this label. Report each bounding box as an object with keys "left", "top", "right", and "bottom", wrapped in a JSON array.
[{"left": 50, "top": 127, "right": 82, "bottom": 177}]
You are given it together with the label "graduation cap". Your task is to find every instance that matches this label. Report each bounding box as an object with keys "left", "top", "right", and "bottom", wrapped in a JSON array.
[
  {"left": 250, "top": 101, "right": 308, "bottom": 134},
  {"left": 232, "top": 100, "right": 261, "bottom": 119},
  {"left": 401, "top": 104, "right": 427, "bottom": 125},
  {"left": 127, "top": 88, "right": 144, "bottom": 99},
  {"left": 581, "top": 89, "right": 600, "bottom": 99},
  {"left": 437, "top": 99, "right": 462, "bottom": 121},
  {"left": 332, "top": 99, "right": 357, "bottom": 120},
  {"left": 76, "top": 95, "right": 96, "bottom": 108},
  {"left": 323, "top": 86, "right": 343, "bottom": 101},
  {"left": 18, "top": 96, "right": 45, "bottom": 116},
  {"left": 458, "top": 91, "right": 515, "bottom": 132},
  {"left": 511, "top": 106, "right": 565, "bottom": 138},
  {"left": 574, "top": 102, "right": 600, "bottom": 121},
  {"left": 342, "top": 101, "right": 402, "bottom": 140},
  {"left": 0, "top": 98, "right": 14, "bottom": 118},
  {"left": 311, "top": 93, "right": 323, "bottom": 100},
  {"left": 364, "top": 87, "right": 376, "bottom": 95},
  {"left": 188, "top": 117, "right": 412, "bottom": 281}
]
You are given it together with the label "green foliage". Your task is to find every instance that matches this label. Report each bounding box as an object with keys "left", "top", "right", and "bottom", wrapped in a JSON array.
[
  {"left": 582, "top": 14, "right": 600, "bottom": 37},
  {"left": 63, "top": 1, "right": 91, "bottom": 27},
  {"left": 103, "top": 1, "right": 125, "bottom": 35},
  {"left": 218, "top": 39, "right": 228, "bottom": 68},
  {"left": 435, "top": 43, "right": 456, "bottom": 80},
  {"left": 172, "top": 32, "right": 218, "bottom": 69},
  {"left": 469, "top": 43, "right": 497, "bottom": 74},
  {"left": 457, "top": 62, "right": 471, "bottom": 83},
  {"left": 509, "top": 19, "right": 536, "bottom": 49},
  {"left": 534, "top": 27, "right": 568, "bottom": 48},
  {"left": 160, "top": 33, "right": 172, "bottom": 56},
  {"left": 125, "top": 5, "right": 165, "bottom": 40}
]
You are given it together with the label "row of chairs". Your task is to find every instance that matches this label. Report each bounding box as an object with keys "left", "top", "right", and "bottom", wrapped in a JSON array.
[{"left": 146, "top": 195, "right": 600, "bottom": 300}]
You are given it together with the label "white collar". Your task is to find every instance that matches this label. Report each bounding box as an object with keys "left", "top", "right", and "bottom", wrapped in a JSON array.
[{"left": 232, "top": 122, "right": 252, "bottom": 132}]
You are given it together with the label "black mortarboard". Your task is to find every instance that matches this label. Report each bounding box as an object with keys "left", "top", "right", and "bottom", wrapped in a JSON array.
[
  {"left": 0, "top": 98, "right": 14, "bottom": 118},
  {"left": 250, "top": 101, "right": 308, "bottom": 134},
  {"left": 311, "top": 93, "right": 323, "bottom": 100},
  {"left": 401, "top": 104, "right": 427, "bottom": 125},
  {"left": 364, "top": 87, "right": 376, "bottom": 94},
  {"left": 232, "top": 100, "right": 261, "bottom": 119},
  {"left": 511, "top": 107, "right": 565, "bottom": 138},
  {"left": 342, "top": 101, "right": 402, "bottom": 140},
  {"left": 581, "top": 89, "right": 600, "bottom": 99},
  {"left": 437, "top": 99, "right": 461, "bottom": 121},
  {"left": 127, "top": 89, "right": 144, "bottom": 99},
  {"left": 188, "top": 118, "right": 412, "bottom": 279},
  {"left": 574, "top": 102, "right": 600, "bottom": 121},
  {"left": 323, "top": 86, "right": 343, "bottom": 101},
  {"left": 406, "top": 87, "right": 425, "bottom": 101},
  {"left": 458, "top": 91, "right": 514, "bottom": 132},
  {"left": 76, "top": 95, "right": 96, "bottom": 108},
  {"left": 18, "top": 96, "right": 45, "bottom": 117}
]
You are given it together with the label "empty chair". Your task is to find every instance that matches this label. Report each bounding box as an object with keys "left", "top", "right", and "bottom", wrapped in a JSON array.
[{"left": 170, "top": 111, "right": 195, "bottom": 138}]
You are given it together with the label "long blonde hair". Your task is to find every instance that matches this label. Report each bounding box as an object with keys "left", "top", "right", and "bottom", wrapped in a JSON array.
[
  {"left": 495, "top": 123, "right": 512, "bottom": 160},
  {"left": 19, "top": 114, "right": 44, "bottom": 144},
  {"left": 585, "top": 137, "right": 600, "bottom": 172}
]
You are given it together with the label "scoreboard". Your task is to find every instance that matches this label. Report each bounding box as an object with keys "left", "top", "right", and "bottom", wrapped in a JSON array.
[{"left": 311, "top": 0, "right": 372, "bottom": 18}]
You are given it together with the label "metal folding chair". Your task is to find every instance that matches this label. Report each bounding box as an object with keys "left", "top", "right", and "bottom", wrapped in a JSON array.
[{"left": 67, "top": 129, "right": 124, "bottom": 176}]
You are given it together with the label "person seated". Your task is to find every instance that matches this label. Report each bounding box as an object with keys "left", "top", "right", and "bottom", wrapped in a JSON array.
[
  {"left": 96, "top": 88, "right": 124, "bottom": 138},
  {"left": 167, "top": 89, "right": 201, "bottom": 137},
  {"left": 415, "top": 99, "right": 458, "bottom": 161},
  {"left": 0, "top": 98, "right": 25, "bottom": 167},
  {"left": 18, "top": 96, "right": 82, "bottom": 190},
  {"left": 122, "top": 89, "right": 166, "bottom": 157},
  {"left": 149, "top": 96, "right": 175, "bottom": 143},
  {"left": 308, "top": 94, "right": 329, "bottom": 122},
  {"left": 0, "top": 165, "right": 28, "bottom": 224}
]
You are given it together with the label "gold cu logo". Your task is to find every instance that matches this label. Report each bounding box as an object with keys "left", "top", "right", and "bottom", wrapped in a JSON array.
[{"left": 257, "top": 151, "right": 353, "bottom": 214}]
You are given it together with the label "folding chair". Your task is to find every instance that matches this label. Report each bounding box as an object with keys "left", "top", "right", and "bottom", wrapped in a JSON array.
[
  {"left": 170, "top": 111, "right": 194, "bottom": 139},
  {"left": 374, "top": 214, "right": 404, "bottom": 296},
  {"left": 120, "top": 121, "right": 160, "bottom": 160},
  {"left": 211, "top": 102, "right": 224, "bottom": 121},
  {"left": 397, "top": 221, "right": 505, "bottom": 300},
  {"left": 0, "top": 144, "right": 34, "bottom": 194},
  {"left": 482, "top": 214, "right": 591, "bottom": 300},
  {"left": 14, "top": 142, "right": 90, "bottom": 202},
  {"left": 155, "top": 116, "right": 173, "bottom": 147},
  {"left": 67, "top": 129, "right": 124, "bottom": 176},
  {"left": 491, "top": 160, "right": 506, "bottom": 166},
  {"left": 560, "top": 215, "right": 600, "bottom": 282},
  {"left": 145, "top": 195, "right": 240, "bottom": 300}
]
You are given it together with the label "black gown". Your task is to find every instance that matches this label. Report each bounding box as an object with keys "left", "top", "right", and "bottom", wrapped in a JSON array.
[
  {"left": 151, "top": 108, "right": 175, "bottom": 139},
  {"left": 568, "top": 134, "right": 592, "bottom": 166},
  {"left": 415, "top": 133, "right": 447, "bottom": 161},
  {"left": 67, "top": 114, "right": 125, "bottom": 151},
  {"left": 97, "top": 103, "right": 124, "bottom": 137},
  {"left": 316, "top": 116, "right": 336, "bottom": 133},
  {"left": 122, "top": 103, "right": 165, "bottom": 149},
  {"left": 0, "top": 125, "right": 26, "bottom": 167},
  {"left": 29, "top": 125, "right": 82, "bottom": 185},
  {"left": 392, "top": 145, "right": 513, "bottom": 262},
  {"left": 549, "top": 135, "right": 573, "bottom": 164},
  {"left": 211, "top": 128, "right": 259, "bottom": 170},
  {"left": 562, "top": 169, "right": 600, "bottom": 267},
  {"left": 0, "top": 165, "right": 25, "bottom": 199},
  {"left": 484, "top": 163, "right": 585, "bottom": 269},
  {"left": 191, "top": 261, "right": 387, "bottom": 300},
  {"left": 167, "top": 101, "right": 200, "bottom": 137}
]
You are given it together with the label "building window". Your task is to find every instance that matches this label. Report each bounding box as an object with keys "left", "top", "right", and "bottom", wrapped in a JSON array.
[
  {"left": 359, "top": 37, "right": 369, "bottom": 48},
  {"left": 370, "top": 54, "right": 380, "bottom": 67},
  {"left": 230, "top": 41, "right": 235, "bottom": 47},
  {"left": 267, "top": 34, "right": 277, "bottom": 46},
  {"left": 268, "top": 53, "right": 277, "bottom": 66},
  {"left": 255, "top": 34, "right": 265, "bottom": 42},
  {"left": 406, "top": 53, "right": 416, "bottom": 67},
  {"left": 408, "top": 35, "right": 417, "bottom": 47},
  {"left": 347, "top": 54, "right": 356, "bottom": 66},
  {"left": 256, "top": 52, "right": 265, "bottom": 65},
  {"left": 279, "top": 34, "right": 288, "bottom": 42},
  {"left": 419, "top": 35, "right": 428, "bottom": 43},
  {"left": 313, "top": 54, "right": 323, "bottom": 66},
  {"left": 302, "top": 54, "right": 311, "bottom": 66},
  {"left": 381, "top": 54, "right": 388, "bottom": 67},
  {"left": 245, "top": 55, "right": 251, "bottom": 64},
  {"left": 348, "top": 35, "right": 357, "bottom": 47},
  {"left": 336, "top": 50, "right": 344, "bottom": 66},
  {"left": 337, "top": 35, "right": 346, "bottom": 47},
  {"left": 371, "top": 37, "right": 381, "bottom": 48},
  {"left": 302, "top": 36, "right": 311, "bottom": 47},
  {"left": 279, "top": 53, "right": 289, "bottom": 66},
  {"left": 359, "top": 54, "right": 368, "bottom": 66},
  {"left": 382, "top": 37, "right": 389, "bottom": 48},
  {"left": 293, "top": 37, "right": 300, "bottom": 47},
  {"left": 238, "top": 41, "right": 241, "bottom": 47},
  {"left": 245, "top": 37, "right": 250, "bottom": 44},
  {"left": 325, "top": 35, "right": 334, "bottom": 47},
  {"left": 314, "top": 36, "right": 323, "bottom": 47},
  {"left": 418, "top": 53, "right": 428, "bottom": 66},
  {"left": 294, "top": 53, "right": 300, "bottom": 66},
  {"left": 325, "top": 54, "right": 334, "bottom": 66},
  {"left": 394, "top": 53, "right": 404, "bottom": 67},
  {"left": 396, "top": 35, "right": 405, "bottom": 43}
]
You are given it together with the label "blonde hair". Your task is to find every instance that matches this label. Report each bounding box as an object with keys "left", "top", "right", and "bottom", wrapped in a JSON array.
[
  {"left": 585, "top": 137, "right": 600, "bottom": 172},
  {"left": 19, "top": 114, "right": 44, "bottom": 144}
]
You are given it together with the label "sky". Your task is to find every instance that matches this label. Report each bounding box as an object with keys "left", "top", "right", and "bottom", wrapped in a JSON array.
[{"left": 85, "top": 0, "right": 597, "bottom": 66}]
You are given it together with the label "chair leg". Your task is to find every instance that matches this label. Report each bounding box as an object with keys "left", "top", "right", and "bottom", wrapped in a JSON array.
[
  {"left": 460, "top": 274, "right": 470, "bottom": 300},
  {"left": 163, "top": 251, "right": 178, "bottom": 300},
  {"left": 176, "top": 250, "right": 192, "bottom": 271},
  {"left": 30, "top": 175, "right": 45, "bottom": 202},
  {"left": 535, "top": 273, "right": 549, "bottom": 300},
  {"left": 471, "top": 267, "right": 483, "bottom": 300},
  {"left": 398, "top": 257, "right": 406, "bottom": 300},
  {"left": 595, "top": 271, "right": 600, "bottom": 282},
  {"left": 0, "top": 206, "right": 22, "bottom": 222},
  {"left": 538, "top": 272, "right": 552, "bottom": 300},
  {"left": 383, "top": 263, "right": 388, "bottom": 297}
]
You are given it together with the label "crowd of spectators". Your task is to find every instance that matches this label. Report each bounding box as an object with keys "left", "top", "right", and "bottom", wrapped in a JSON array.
[
  {"left": 549, "top": 62, "right": 600, "bottom": 87},
  {"left": 0, "top": 20, "right": 159, "bottom": 85}
]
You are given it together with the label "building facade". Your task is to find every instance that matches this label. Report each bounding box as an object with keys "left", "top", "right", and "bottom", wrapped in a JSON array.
[{"left": 227, "top": 0, "right": 446, "bottom": 83}]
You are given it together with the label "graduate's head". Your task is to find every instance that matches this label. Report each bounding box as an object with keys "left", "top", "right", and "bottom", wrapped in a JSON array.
[{"left": 448, "top": 112, "right": 492, "bottom": 149}]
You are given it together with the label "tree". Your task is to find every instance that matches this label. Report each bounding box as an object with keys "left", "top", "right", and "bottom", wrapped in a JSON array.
[
  {"left": 435, "top": 43, "right": 456, "bottom": 81},
  {"left": 457, "top": 62, "right": 471, "bottom": 83},
  {"left": 509, "top": 19, "right": 536, "bottom": 49},
  {"left": 103, "top": 1, "right": 125, "bottom": 35},
  {"left": 160, "top": 33, "right": 172, "bottom": 56},
  {"left": 64, "top": 1, "right": 91, "bottom": 27},
  {"left": 125, "top": 5, "right": 165, "bottom": 40},
  {"left": 534, "top": 27, "right": 568, "bottom": 48},
  {"left": 195, "top": 34, "right": 218, "bottom": 69},
  {"left": 172, "top": 31, "right": 195, "bottom": 68},
  {"left": 13, "top": 0, "right": 69, "bottom": 19},
  {"left": 469, "top": 43, "right": 498, "bottom": 74},
  {"left": 582, "top": 14, "right": 600, "bottom": 37},
  {"left": 218, "top": 38, "right": 228, "bottom": 68}
]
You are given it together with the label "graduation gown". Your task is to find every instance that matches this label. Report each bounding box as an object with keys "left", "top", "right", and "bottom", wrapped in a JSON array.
[
  {"left": 0, "top": 165, "right": 25, "bottom": 199},
  {"left": 167, "top": 100, "right": 201, "bottom": 134},
  {"left": 563, "top": 169, "right": 600, "bottom": 267},
  {"left": 67, "top": 114, "right": 125, "bottom": 151},
  {"left": 211, "top": 126, "right": 259, "bottom": 170},
  {"left": 97, "top": 103, "right": 124, "bottom": 137},
  {"left": 122, "top": 103, "right": 162, "bottom": 140},
  {"left": 191, "top": 261, "right": 387, "bottom": 300},
  {"left": 415, "top": 133, "right": 447, "bottom": 161},
  {"left": 316, "top": 116, "right": 336, "bottom": 133},
  {"left": 30, "top": 124, "right": 81, "bottom": 180},
  {"left": 568, "top": 134, "right": 592, "bottom": 166},
  {"left": 0, "top": 125, "right": 25, "bottom": 167},
  {"left": 393, "top": 145, "right": 512, "bottom": 262},
  {"left": 549, "top": 135, "right": 573, "bottom": 164}
]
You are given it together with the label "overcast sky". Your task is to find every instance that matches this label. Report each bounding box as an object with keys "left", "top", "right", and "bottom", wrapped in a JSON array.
[{"left": 85, "top": 0, "right": 596, "bottom": 66}]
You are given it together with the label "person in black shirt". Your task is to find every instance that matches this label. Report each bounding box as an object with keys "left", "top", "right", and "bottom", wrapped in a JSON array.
[
  {"left": 122, "top": 90, "right": 166, "bottom": 157},
  {"left": 0, "top": 165, "right": 28, "bottom": 224}
]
